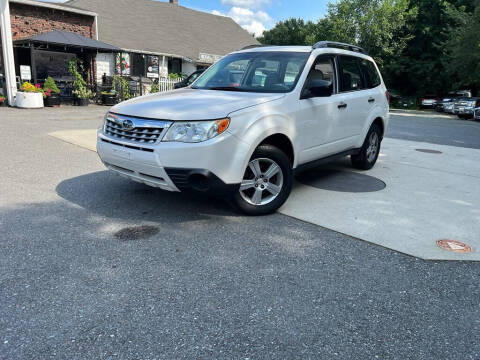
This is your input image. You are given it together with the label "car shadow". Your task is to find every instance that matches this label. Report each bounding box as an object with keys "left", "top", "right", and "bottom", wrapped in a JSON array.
[
  {"left": 295, "top": 159, "right": 386, "bottom": 193},
  {"left": 55, "top": 170, "right": 237, "bottom": 223}
]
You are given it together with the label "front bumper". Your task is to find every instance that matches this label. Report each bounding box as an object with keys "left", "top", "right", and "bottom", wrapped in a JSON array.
[
  {"left": 454, "top": 106, "right": 474, "bottom": 115},
  {"left": 97, "top": 130, "right": 248, "bottom": 193}
]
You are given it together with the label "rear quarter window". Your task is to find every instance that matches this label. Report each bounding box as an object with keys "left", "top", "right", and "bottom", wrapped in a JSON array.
[
  {"left": 338, "top": 56, "right": 365, "bottom": 92},
  {"left": 358, "top": 59, "right": 381, "bottom": 88}
]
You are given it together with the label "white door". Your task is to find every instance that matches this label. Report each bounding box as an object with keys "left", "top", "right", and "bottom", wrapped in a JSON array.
[
  {"left": 295, "top": 56, "right": 340, "bottom": 164},
  {"left": 329, "top": 55, "right": 370, "bottom": 145}
]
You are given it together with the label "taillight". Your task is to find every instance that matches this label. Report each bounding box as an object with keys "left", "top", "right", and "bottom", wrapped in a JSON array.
[{"left": 386, "top": 90, "right": 390, "bottom": 103}]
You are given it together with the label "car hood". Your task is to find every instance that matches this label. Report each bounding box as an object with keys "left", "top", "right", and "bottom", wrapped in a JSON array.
[{"left": 110, "top": 88, "right": 285, "bottom": 120}]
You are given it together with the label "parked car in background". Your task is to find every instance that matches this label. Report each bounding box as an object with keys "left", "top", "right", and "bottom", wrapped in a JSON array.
[
  {"left": 174, "top": 69, "right": 206, "bottom": 89},
  {"left": 435, "top": 97, "right": 454, "bottom": 112},
  {"left": 420, "top": 95, "right": 439, "bottom": 109},
  {"left": 454, "top": 97, "right": 480, "bottom": 119},
  {"left": 444, "top": 101, "right": 456, "bottom": 114}
]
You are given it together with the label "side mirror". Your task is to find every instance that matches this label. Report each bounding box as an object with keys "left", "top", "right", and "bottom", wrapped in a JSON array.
[{"left": 302, "top": 79, "right": 333, "bottom": 99}]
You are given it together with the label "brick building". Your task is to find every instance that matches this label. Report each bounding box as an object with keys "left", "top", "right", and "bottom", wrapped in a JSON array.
[{"left": 10, "top": 0, "right": 96, "bottom": 40}]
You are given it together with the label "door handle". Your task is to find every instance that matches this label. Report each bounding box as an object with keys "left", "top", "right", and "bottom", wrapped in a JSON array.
[
  {"left": 368, "top": 98, "right": 375, "bottom": 103},
  {"left": 338, "top": 102, "right": 347, "bottom": 109}
]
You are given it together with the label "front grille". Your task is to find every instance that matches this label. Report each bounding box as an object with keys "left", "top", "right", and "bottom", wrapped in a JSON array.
[
  {"left": 103, "top": 114, "right": 171, "bottom": 144},
  {"left": 101, "top": 138, "right": 154, "bottom": 152}
]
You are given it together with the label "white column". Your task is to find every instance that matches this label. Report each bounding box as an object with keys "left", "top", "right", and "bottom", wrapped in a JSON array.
[{"left": 1, "top": 0, "right": 17, "bottom": 106}]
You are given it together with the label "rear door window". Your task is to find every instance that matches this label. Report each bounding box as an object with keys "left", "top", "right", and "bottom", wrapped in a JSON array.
[
  {"left": 358, "top": 59, "right": 381, "bottom": 88},
  {"left": 338, "top": 56, "right": 365, "bottom": 92}
]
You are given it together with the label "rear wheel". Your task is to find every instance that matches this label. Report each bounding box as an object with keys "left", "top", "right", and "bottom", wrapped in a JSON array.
[
  {"left": 351, "top": 123, "right": 381, "bottom": 170},
  {"left": 232, "top": 145, "right": 293, "bottom": 215}
]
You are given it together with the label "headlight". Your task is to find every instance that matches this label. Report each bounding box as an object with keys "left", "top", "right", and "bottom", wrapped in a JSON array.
[{"left": 162, "top": 118, "right": 230, "bottom": 143}]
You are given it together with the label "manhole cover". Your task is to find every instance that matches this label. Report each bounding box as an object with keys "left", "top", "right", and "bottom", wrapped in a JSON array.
[
  {"left": 437, "top": 239, "right": 472, "bottom": 253},
  {"left": 416, "top": 149, "right": 442, "bottom": 154},
  {"left": 297, "top": 169, "right": 386, "bottom": 193},
  {"left": 114, "top": 225, "right": 159, "bottom": 241}
]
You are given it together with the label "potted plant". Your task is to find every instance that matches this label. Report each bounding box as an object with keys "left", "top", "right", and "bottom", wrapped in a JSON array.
[
  {"left": 73, "top": 88, "right": 95, "bottom": 106},
  {"left": 68, "top": 57, "right": 95, "bottom": 106},
  {"left": 15, "top": 82, "right": 44, "bottom": 108},
  {"left": 43, "top": 77, "right": 61, "bottom": 107},
  {"left": 101, "top": 89, "right": 118, "bottom": 105},
  {"left": 0, "top": 94, "right": 5, "bottom": 107}
]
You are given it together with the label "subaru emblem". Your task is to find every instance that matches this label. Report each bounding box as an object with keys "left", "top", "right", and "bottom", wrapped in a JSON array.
[{"left": 122, "top": 119, "right": 135, "bottom": 131}]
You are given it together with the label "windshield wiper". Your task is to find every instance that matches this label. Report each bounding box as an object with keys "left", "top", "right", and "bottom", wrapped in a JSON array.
[{"left": 205, "top": 86, "right": 248, "bottom": 92}]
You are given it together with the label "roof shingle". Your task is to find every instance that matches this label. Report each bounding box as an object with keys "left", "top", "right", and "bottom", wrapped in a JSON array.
[{"left": 64, "top": 0, "right": 259, "bottom": 60}]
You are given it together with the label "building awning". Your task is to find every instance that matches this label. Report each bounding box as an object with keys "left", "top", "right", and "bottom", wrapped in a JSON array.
[{"left": 14, "top": 30, "right": 120, "bottom": 52}]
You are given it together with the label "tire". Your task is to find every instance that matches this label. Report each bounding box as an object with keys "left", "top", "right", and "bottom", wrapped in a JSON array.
[
  {"left": 232, "top": 144, "right": 293, "bottom": 215},
  {"left": 351, "top": 123, "right": 381, "bottom": 170}
]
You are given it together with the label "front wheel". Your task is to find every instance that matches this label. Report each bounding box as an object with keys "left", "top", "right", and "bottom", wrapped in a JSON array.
[
  {"left": 351, "top": 123, "right": 381, "bottom": 170},
  {"left": 232, "top": 145, "right": 293, "bottom": 215}
]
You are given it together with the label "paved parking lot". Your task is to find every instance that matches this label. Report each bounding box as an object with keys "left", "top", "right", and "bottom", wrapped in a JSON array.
[{"left": 1, "top": 106, "right": 480, "bottom": 359}]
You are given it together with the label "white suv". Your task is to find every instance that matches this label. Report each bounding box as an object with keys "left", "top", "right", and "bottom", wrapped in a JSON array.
[{"left": 97, "top": 41, "right": 389, "bottom": 215}]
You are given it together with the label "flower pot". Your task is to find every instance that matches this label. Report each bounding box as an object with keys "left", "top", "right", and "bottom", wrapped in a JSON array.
[
  {"left": 76, "top": 98, "right": 90, "bottom": 106},
  {"left": 15, "top": 92, "right": 44, "bottom": 109},
  {"left": 0, "top": 100, "right": 5, "bottom": 107},
  {"left": 44, "top": 94, "right": 61, "bottom": 107},
  {"left": 102, "top": 94, "right": 118, "bottom": 106}
]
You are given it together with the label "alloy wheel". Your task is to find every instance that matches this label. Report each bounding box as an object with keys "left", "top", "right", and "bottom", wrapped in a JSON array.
[
  {"left": 239, "top": 158, "right": 284, "bottom": 206},
  {"left": 366, "top": 132, "right": 379, "bottom": 162}
]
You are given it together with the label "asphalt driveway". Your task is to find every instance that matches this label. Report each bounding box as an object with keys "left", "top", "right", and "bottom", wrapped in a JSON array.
[{"left": 1, "top": 106, "right": 480, "bottom": 359}]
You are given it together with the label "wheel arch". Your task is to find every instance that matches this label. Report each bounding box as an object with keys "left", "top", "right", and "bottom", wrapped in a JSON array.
[
  {"left": 257, "top": 133, "right": 295, "bottom": 166},
  {"left": 372, "top": 117, "right": 385, "bottom": 139}
]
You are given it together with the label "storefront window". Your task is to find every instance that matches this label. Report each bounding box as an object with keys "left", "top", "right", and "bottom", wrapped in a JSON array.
[
  {"left": 131, "top": 53, "right": 145, "bottom": 77},
  {"left": 34, "top": 50, "right": 74, "bottom": 81},
  {"left": 168, "top": 58, "right": 182, "bottom": 74}
]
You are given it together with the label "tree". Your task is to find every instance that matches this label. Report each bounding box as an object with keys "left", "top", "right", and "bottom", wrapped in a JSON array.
[
  {"left": 257, "top": 18, "right": 318, "bottom": 46},
  {"left": 319, "top": 0, "right": 417, "bottom": 85},
  {"left": 259, "top": 0, "right": 416, "bottom": 87},
  {"left": 444, "top": 1, "right": 480, "bottom": 92}
]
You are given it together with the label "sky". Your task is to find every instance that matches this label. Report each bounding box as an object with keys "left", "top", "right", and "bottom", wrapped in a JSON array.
[{"left": 41, "top": 0, "right": 330, "bottom": 37}]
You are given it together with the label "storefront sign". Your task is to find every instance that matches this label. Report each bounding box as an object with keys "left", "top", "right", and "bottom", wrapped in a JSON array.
[
  {"left": 20, "top": 65, "right": 31, "bottom": 81},
  {"left": 146, "top": 55, "right": 159, "bottom": 78},
  {"left": 116, "top": 53, "right": 131, "bottom": 76},
  {"left": 198, "top": 53, "right": 222, "bottom": 64}
]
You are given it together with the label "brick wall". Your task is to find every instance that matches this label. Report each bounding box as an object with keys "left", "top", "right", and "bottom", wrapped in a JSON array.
[{"left": 10, "top": 3, "right": 95, "bottom": 41}]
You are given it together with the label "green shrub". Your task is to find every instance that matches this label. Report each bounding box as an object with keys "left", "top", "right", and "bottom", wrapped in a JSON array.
[
  {"left": 150, "top": 82, "right": 159, "bottom": 93},
  {"left": 112, "top": 75, "right": 131, "bottom": 100},
  {"left": 43, "top": 77, "right": 60, "bottom": 94}
]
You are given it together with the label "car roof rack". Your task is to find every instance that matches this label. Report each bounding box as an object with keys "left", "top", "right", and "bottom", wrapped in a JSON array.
[
  {"left": 312, "top": 41, "right": 366, "bottom": 54},
  {"left": 240, "top": 44, "right": 272, "bottom": 50}
]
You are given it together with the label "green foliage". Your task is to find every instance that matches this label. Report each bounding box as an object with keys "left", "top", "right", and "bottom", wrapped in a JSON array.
[
  {"left": 112, "top": 75, "right": 132, "bottom": 100},
  {"left": 258, "top": 18, "right": 319, "bottom": 45},
  {"left": 444, "top": 2, "right": 480, "bottom": 91},
  {"left": 150, "top": 82, "right": 159, "bottom": 93},
  {"left": 168, "top": 73, "right": 186, "bottom": 80},
  {"left": 43, "top": 77, "right": 60, "bottom": 94},
  {"left": 68, "top": 57, "right": 95, "bottom": 99}
]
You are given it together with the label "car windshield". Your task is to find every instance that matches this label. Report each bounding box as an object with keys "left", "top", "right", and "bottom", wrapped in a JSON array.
[{"left": 192, "top": 51, "right": 310, "bottom": 93}]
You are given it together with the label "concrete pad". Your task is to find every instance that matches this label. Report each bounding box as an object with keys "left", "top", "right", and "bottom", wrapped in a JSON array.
[
  {"left": 48, "top": 128, "right": 480, "bottom": 260},
  {"left": 280, "top": 138, "right": 480, "bottom": 261},
  {"left": 49, "top": 129, "right": 98, "bottom": 152}
]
